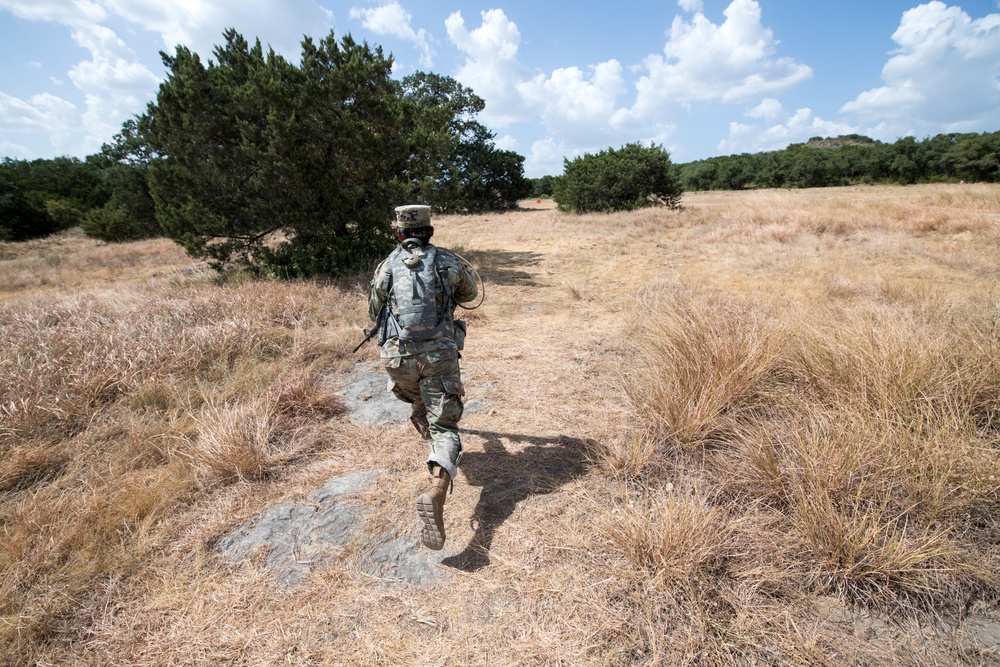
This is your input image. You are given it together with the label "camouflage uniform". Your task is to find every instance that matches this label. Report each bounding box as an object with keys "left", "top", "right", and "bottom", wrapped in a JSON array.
[{"left": 368, "top": 210, "right": 477, "bottom": 480}]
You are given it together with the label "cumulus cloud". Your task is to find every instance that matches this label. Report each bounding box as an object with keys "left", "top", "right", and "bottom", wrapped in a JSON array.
[
  {"left": 446, "top": 7, "right": 629, "bottom": 148},
  {"left": 0, "top": 91, "right": 79, "bottom": 156},
  {"left": 67, "top": 24, "right": 160, "bottom": 150},
  {"left": 631, "top": 0, "right": 812, "bottom": 116},
  {"left": 841, "top": 1, "right": 1000, "bottom": 134},
  {"left": 520, "top": 60, "right": 626, "bottom": 134},
  {"left": 526, "top": 137, "right": 571, "bottom": 177},
  {"left": 678, "top": 0, "right": 703, "bottom": 12},
  {"left": 350, "top": 1, "right": 434, "bottom": 68},
  {"left": 2, "top": 0, "right": 331, "bottom": 56},
  {"left": 746, "top": 97, "right": 783, "bottom": 121},
  {"left": 719, "top": 103, "right": 856, "bottom": 155},
  {"left": 0, "top": 0, "right": 105, "bottom": 25},
  {"left": 100, "top": 0, "right": 333, "bottom": 58},
  {"left": 493, "top": 134, "right": 518, "bottom": 151},
  {"left": 0, "top": 0, "right": 335, "bottom": 157},
  {"left": 445, "top": 9, "right": 534, "bottom": 127}
]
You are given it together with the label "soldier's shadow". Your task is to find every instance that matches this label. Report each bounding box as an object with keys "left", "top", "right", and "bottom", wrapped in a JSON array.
[{"left": 442, "top": 429, "right": 593, "bottom": 572}]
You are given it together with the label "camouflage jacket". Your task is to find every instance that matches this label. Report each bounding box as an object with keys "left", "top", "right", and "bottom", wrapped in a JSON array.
[{"left": 369, "top": 243, "right": 478, "bottom": 359}]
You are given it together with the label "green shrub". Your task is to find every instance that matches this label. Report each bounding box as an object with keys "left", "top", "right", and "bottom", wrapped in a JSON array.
[
  {"left": 553, "top": 143, "right": 682, "bottom": 213},
  {"left": 80, "top": 192, "right": 160, "bottom": 242}
]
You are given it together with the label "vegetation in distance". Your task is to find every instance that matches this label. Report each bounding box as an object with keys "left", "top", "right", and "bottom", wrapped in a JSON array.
[{"left": 524, "top": 131, "right": 1000, "bottom": 199}]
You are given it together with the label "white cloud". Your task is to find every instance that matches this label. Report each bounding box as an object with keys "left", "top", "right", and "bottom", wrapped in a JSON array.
[
  {"left": 719, "top": 106, "right": 856, "bottom": 155},
  {"left": 95, "top": 0, "right": 332, "bottom": 58},
  {"left": 64, "top": 24, "right": 159, "bottom": 152},
  {"left": 98, "top": 0, "right": 225, "bottom": 53},
  {"left": 526, "top": 137, "right": 570, "bottom": 177},
  {"left": 841, "top": 1, "right": 1000, "bottom": 133},
  {"left": 746, "top": 97, "right": 782, "bottom": 121},
  {"left": 640, "top": 122, "right": 679, "bottom": 150},
  {"left": 446, "top": 8, "right": 629, "bottom": 145},
  {"left": 0, "top": 91, "right": 79, "bottom": 156},
  {"left": 520, "top": 60, "right": 626, "bottom": 134},
  {"left": 678, "top": 0, "right": 703, "bottom": 13},
  {"left": 0, "top": 0, "right": 105, "bottom": 25},
  {"left": 631, "top": 0, "right": 812, "bottom": 117},
  {"left": 0, "top": 0, "right": 335, "bottom": 158},
  {"left": 493, "top": 134, "right": 518, "bottom": 151},
  {"left": 350, "top": 2, "right": 434, "bottom": 68},
  {"left": 0, "top": 0, "right": 315, "bottom": 57},
  {"left": 445, "top": 9, "right": 535, "bottom": 127}
]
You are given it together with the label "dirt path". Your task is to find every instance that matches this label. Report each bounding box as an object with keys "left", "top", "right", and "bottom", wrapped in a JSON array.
[{"left": 408, "top": 208, "right": 630, "bottom": 571}]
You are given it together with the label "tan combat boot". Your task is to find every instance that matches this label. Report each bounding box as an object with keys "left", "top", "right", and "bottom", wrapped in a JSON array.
[{"left": 416, "top": 466, "right": 451, "bottom": 550}]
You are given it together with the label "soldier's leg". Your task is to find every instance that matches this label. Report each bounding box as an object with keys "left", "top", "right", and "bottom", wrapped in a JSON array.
[
  {"left": 385, "top": 357, "right": 429, "bottom": 438},
  {"left": 414, "top": 351, "right": 464, "bottom": 550},
  {"left": 417, "top": 353, "right": 465, "bottom": 480}
]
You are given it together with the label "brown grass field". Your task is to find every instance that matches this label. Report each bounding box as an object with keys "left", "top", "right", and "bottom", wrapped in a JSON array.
[{"left": 2, "top": 184, "right": 1000, "bottom": 665}]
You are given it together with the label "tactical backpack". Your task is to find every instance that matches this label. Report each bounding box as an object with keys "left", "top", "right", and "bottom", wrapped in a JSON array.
[{"left": 379, "top": 241, "right": 457, "bottom": 345}]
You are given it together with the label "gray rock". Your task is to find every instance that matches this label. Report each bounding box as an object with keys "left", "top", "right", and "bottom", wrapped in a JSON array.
[
  {"left": 361, "top": 530, "right": 454, "bottom": 587},
  {"left": 337, "top": 364, "right": 410, "bottom": 426},
  {"left": 218, "top": 470, "right": 454, "bottom": 588},
  {"left": 309, "top": 470, "right": 379, "bottom": 503},
  {"left": 965, "top": 617, "right": 1000, "bottom": 647},
  {"left": 464, "top": 398, "right": 488, "bottom": 415},
  {"left": 218, "top": 471, "right": 378, "bottom": 586}
]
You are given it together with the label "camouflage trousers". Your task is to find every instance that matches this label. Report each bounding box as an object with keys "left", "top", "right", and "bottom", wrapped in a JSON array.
[{"left": 385, "top": 350, "right": 465, "bottom": 479}]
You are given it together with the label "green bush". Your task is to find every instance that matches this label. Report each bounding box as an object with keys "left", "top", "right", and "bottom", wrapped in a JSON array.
[
  {"left": 553, "top": 143, "right": 682, "bottom": 213},
  {"left": 80, "top": 201, "right": 160, "bottom": 242},
  {"left": 0, "top": 174, "right": 55, "bottom": 241}
]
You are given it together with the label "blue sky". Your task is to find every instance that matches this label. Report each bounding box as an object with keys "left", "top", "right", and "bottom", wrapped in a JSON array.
[{"left": 1, "top": 0, "right": 998, "bottom": 177}]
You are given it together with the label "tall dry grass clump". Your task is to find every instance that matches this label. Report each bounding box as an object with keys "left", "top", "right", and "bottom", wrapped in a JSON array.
[
  {"left": 623, "top": 291, "right": 785, "bottom": 448},
  {"left": 609, "top": 289, "right": 1000, "bottom": 616},
  {"left": 0, "top": 275, "right": 355, "bottom": 663},
  {"left": 605, "top": 484, "right": 734, "bottom": 584}
]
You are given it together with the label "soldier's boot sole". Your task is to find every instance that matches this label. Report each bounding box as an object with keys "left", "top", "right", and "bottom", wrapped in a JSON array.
[{"left": 416, "top": 491, "right": 446, "bottom": 550}]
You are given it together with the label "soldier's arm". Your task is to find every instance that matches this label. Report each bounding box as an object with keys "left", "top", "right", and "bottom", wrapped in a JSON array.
[
  {"left": 451, "top": 261, "right": 478, "bottom": 304},
  {"left": 369, "top": 260, "right": 390, "bottom": 321}
]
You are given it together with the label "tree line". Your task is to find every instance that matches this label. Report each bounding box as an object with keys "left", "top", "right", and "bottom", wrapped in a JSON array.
[
  {"left": 522, "top": 132, "right": 1000, "bottom": 201},
  {"left": 675, "top": 132, "right": 1000, "bottom": 191}
]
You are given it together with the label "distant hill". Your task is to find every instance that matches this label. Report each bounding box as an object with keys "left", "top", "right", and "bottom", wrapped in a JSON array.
[
  {"left": 797, "top": 134, "right": 881, "bottom": 150},
  {"left": 676, "top": 130, "right": 1000, "bottom": 190}
]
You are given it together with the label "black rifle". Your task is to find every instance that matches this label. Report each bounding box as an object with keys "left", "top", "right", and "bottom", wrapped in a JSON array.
[{"left": 353, "top": 303, "right": 386, "bottom": 353}]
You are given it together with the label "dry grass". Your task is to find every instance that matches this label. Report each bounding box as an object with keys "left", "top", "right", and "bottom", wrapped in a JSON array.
[{"left": 2, "top": 184, "right": 1000, "bottom": 666}]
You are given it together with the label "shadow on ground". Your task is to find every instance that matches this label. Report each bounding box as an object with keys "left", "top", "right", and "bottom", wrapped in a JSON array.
[
  {"left": 448, "top": 247, "right": 543, "bottom": 287},
  {"left": 443, "top": 429, "right": 594, "bottom": 572}
]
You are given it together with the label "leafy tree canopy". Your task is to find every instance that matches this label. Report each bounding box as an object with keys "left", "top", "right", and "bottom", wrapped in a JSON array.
[
  {"left": 138, "top": 29, "right": 406, "bottom": 277},
  {"left": 400, "top": 72, "right": 530, "bottom": 213},
  {"left": 136, "top": 29, "right": 530, "bottom": 277},
  {"left": 0, "top": 156, "right": 110, "bottom": 241},
  {"left": 529, "top": 175, "right": 556, "bottom": 198}
]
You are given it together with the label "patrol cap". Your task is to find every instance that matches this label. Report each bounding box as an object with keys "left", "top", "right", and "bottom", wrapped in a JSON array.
[{"left": 394, "top": 204, "right": 432, "bottom": 229}]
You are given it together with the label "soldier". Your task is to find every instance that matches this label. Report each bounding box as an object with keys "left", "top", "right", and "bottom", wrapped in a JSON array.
[{"left": 368, "top": 205, "right": 478, "bottom": 550}]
